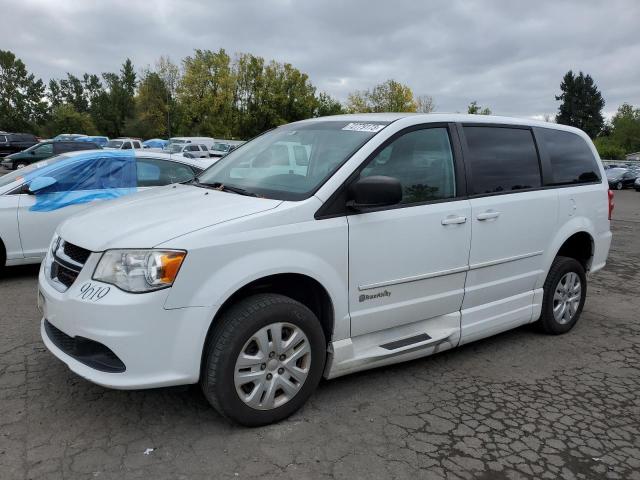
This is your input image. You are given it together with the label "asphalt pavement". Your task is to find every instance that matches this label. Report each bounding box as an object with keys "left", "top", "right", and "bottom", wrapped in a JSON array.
[{"left": 0, "top": 190, "right": 639, "bottom": 480}]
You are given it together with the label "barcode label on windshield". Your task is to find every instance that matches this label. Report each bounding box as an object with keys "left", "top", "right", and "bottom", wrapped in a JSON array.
[{"left": 342, "top": 123, "right": 385, "bottom": 133}]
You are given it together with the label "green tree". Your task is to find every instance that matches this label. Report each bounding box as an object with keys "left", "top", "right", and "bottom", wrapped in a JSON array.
[
  {"left": 346, "top": 79, "right": 416, "bottom": 113},
  {"left": 555, "top": 70, "right": 604, "bottom": 138},
  {"left": 156, "top": 56, "right": 181, "bottom": 137},
  {"left": 314, "top": 92, "right": 344, "bottom": 117},
  {"left": 43, "top": 104, "right": 97, "bottom": 137},
  {"left": 467, "top": 101, "right": 491, "bottom": 115},
  {"left": 608, "top": 103, "right": 640, "bottom": 153},
  {"left": 125, "top": 71, "right": 169, "bottom": 138},
  {"left": 87, "top": 59, "right": 137, "bottom": 137},
  {"left": 0, "top": 50, "right": 47, "bottom": 132},
  {"left": 178, "top": 49, "right": 235, "bottom": 137},
  {"left": 593, "top": 137, "right": 626, "bottom": 160}
]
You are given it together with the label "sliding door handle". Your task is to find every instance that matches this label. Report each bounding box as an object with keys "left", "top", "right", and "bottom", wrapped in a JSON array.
[
  {"left": 441, "top": 215, "right": 467, "bottom": 225},
  {"left": 477, "top": 210, "right": 501, "bottom": 221}
]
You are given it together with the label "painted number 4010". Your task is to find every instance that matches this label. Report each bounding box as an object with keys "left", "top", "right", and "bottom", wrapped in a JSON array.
[{"left": 78, "top": 282, "right": 110, "bottom": 301}]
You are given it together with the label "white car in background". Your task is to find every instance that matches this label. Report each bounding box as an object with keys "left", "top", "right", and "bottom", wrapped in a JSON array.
[
  {"left": 168, "top": 137, "right": 216, "bottom": 150},
  {"left": 105, "top": 138, "right": 143, "bottom": 150},
  {"left": 166, "top": 142, "right": 211, "bottom": 159},
  {"left": 0, "top": 150, "right": 205, "bottom": 268}
]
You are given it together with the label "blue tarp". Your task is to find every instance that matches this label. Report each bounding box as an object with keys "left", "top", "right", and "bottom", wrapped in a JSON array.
[
  {"left": 24, "top": 150, "right": 137, "bottom": 212},
  {"left": 143, "top": 139, "right": 169, "bottom": 149}
]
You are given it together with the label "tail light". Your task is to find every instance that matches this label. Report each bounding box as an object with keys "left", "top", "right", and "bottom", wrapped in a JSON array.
[{"left": 608, "top": 189, "right": 614, "bottom": 220}]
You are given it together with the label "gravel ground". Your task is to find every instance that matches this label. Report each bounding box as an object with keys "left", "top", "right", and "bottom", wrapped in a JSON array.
[{"left": 0, "top": 191, "right": 639, "bottom": 480}]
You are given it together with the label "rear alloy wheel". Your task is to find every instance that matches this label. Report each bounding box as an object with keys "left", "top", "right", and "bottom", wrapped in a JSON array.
[
  {"left": 201, "top": 293, "right": 326, "bottom": 426},
  {"left": 15, "top": 162, "right": 28, "bottom": 169},
  {"left": 616, "top": 182, "right": 623, "bottom": 190},
  {"left": 539, "top": 256, "right": 587, "bottom": 334}
]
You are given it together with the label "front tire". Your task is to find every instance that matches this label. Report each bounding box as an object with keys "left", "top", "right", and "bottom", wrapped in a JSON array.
[
  {"left": 201, "top": 293, "right": 326, "bottom": 426},
  {"left": 616, "top": 182, "right": 623, "bottom": 190},
  {"left": 538, "top": 256, "right": 587, "bottom": 334}
]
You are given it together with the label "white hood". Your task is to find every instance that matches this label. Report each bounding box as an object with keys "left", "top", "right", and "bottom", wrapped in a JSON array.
[{"left": 58, "top": 184, "right": 282, "bottom": 251}]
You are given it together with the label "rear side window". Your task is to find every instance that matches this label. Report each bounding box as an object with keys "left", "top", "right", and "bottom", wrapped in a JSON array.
[
  {"left": 464, "top": 126, "right": 541, "bottom": 194},
  {"left": 136, "top": 158, "right": 196, "bottom": 187},
  {"left": 538, "top": 128, "right": 601, "bottom": 185}
]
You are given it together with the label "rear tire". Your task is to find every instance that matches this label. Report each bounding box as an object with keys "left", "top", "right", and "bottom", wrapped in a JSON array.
[
  {"left": 200, "top": 293, "right": 326, "bottom": 427},
  {"left": 15, "top": 162, "right": 28, "bottom": 169},
  {"left": 616, "top": 182, "right": 623, "bottom": 190},
  {"left": 538, "top": 256, "right": 587, "bottom": 334}
]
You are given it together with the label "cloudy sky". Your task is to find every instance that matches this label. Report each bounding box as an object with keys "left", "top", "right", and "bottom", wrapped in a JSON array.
[{"left": 2, "top": 0, "right": 639, "bottom": 119}]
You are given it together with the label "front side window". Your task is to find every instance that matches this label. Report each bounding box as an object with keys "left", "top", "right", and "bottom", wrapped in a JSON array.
[
  {"left": 538, "top": 128, "right": 601, "bottom": 185},
  {"left": 133, "top": 141, "right": 142, "bottom": 149},
  {"left": 197, "top": 121, "right": 388, "bottom": 200},
  {"left": 360, "top": 127, "right": 456, "bottom": 204},
  {"left": 464, "top": 126, "right": 541, "bottom": 194}
]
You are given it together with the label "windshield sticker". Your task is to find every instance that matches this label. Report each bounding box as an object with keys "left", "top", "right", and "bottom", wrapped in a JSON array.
[{"left": 342, "top": 123, "right": 386, "bottom": 133}]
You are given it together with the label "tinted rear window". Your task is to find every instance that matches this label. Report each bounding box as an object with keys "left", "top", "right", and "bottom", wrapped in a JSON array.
[
  {"left": 538, "top": 128, "right": 601, "bottom": 185},
  {"left": 463, "top": 126, "right": 541, "bottom": 194}
]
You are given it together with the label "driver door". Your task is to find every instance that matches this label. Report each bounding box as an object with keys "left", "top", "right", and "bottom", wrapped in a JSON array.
[{"left": 348, "top": 125, "right": 471, "bottom": 341}]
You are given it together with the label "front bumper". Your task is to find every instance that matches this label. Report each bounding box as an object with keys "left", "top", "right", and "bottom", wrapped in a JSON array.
[{"left": 38, "top": 255, "right": 215, "bottom": 389}]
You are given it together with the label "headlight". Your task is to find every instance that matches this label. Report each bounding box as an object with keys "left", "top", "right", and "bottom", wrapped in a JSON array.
[{"left": 93, "top": 249, "right": 187, "bottom": 293}]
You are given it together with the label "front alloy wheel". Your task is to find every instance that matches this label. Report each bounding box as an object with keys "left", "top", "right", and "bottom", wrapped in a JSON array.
[
  {"left": 201, "top": 293, "right": 326, "bottom": 426},
  {"left": 616, "top": 182, "right": 623, "bottom": 190},
  {"left": 234, "top": 322, "right": 311, "bottom": 410}
]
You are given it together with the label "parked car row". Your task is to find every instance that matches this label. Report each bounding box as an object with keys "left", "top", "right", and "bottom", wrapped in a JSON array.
[
  {"left": 605, "top": 166, "right": 640, "bottom": 190},
  {"left": 1, "top": 132, "right": 245, "bottom": 164},
  {"left": 0, "top": 133, "right": 39, "bottom": 157},
  {"left": 1, "top": 141, "right": 101, "bottom": 170}
]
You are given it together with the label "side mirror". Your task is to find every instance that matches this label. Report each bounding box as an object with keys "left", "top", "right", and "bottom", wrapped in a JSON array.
[
  {"left": 347, "top": 175, "right": 402, "bottom": 210},
  {"left": 28, "top": 176, "right": 57, "bottom": 194}
]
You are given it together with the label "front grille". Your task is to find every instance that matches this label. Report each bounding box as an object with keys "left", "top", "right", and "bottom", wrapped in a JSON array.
[
  {"left": 51, "top": 261, "right": 78, "bottom": 288},
  {"left": 44, "top": 320, "right": 126, "bottom": 373},
  {"left": 48, "top": 239, "right": 91, "bottom": 291},
  {"left": 63, "top": 242, "right": 91, "bottom": 264}
]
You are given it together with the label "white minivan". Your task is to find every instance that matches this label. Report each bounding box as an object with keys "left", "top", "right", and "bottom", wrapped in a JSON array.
[{"left": 38, "top": 114, "right": 612, "bottom": 426}]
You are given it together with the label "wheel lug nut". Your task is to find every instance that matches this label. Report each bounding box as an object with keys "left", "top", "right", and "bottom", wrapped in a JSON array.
[
  {"left": 260, "top": 364, "right": 266, "bottom": 370},
  {"left": 278, "top": 368, "right": 284, "bottom": 374},
  {"left": 279, "top": 354, "right": 286, "bottom": 361},
  {"left": 266, "top": 373, "right": 273, "bottom": 380},
  {"left": 269, "top": 352, "right": 275, "bottom": 358}
]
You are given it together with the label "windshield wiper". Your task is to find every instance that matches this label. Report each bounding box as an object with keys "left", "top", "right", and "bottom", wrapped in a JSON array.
[{"left": 191, "top": 179, "right": 258, "bottom": 197}]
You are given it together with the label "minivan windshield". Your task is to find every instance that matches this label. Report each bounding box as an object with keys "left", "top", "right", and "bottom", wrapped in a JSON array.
[
  {"left": 196, "top": 120, "right": 388, "bottom": 200},
  {"left": 106, "top": 140, "right": 123, "bottom": 148}
]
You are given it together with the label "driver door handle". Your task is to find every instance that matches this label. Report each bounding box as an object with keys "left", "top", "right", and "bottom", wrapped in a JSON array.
[
  {"left": 477, "top": 210, "right": 501, "bottom": 221},
  {"left": 441, "top": 215, "right": 467, "bottom": 225}
]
